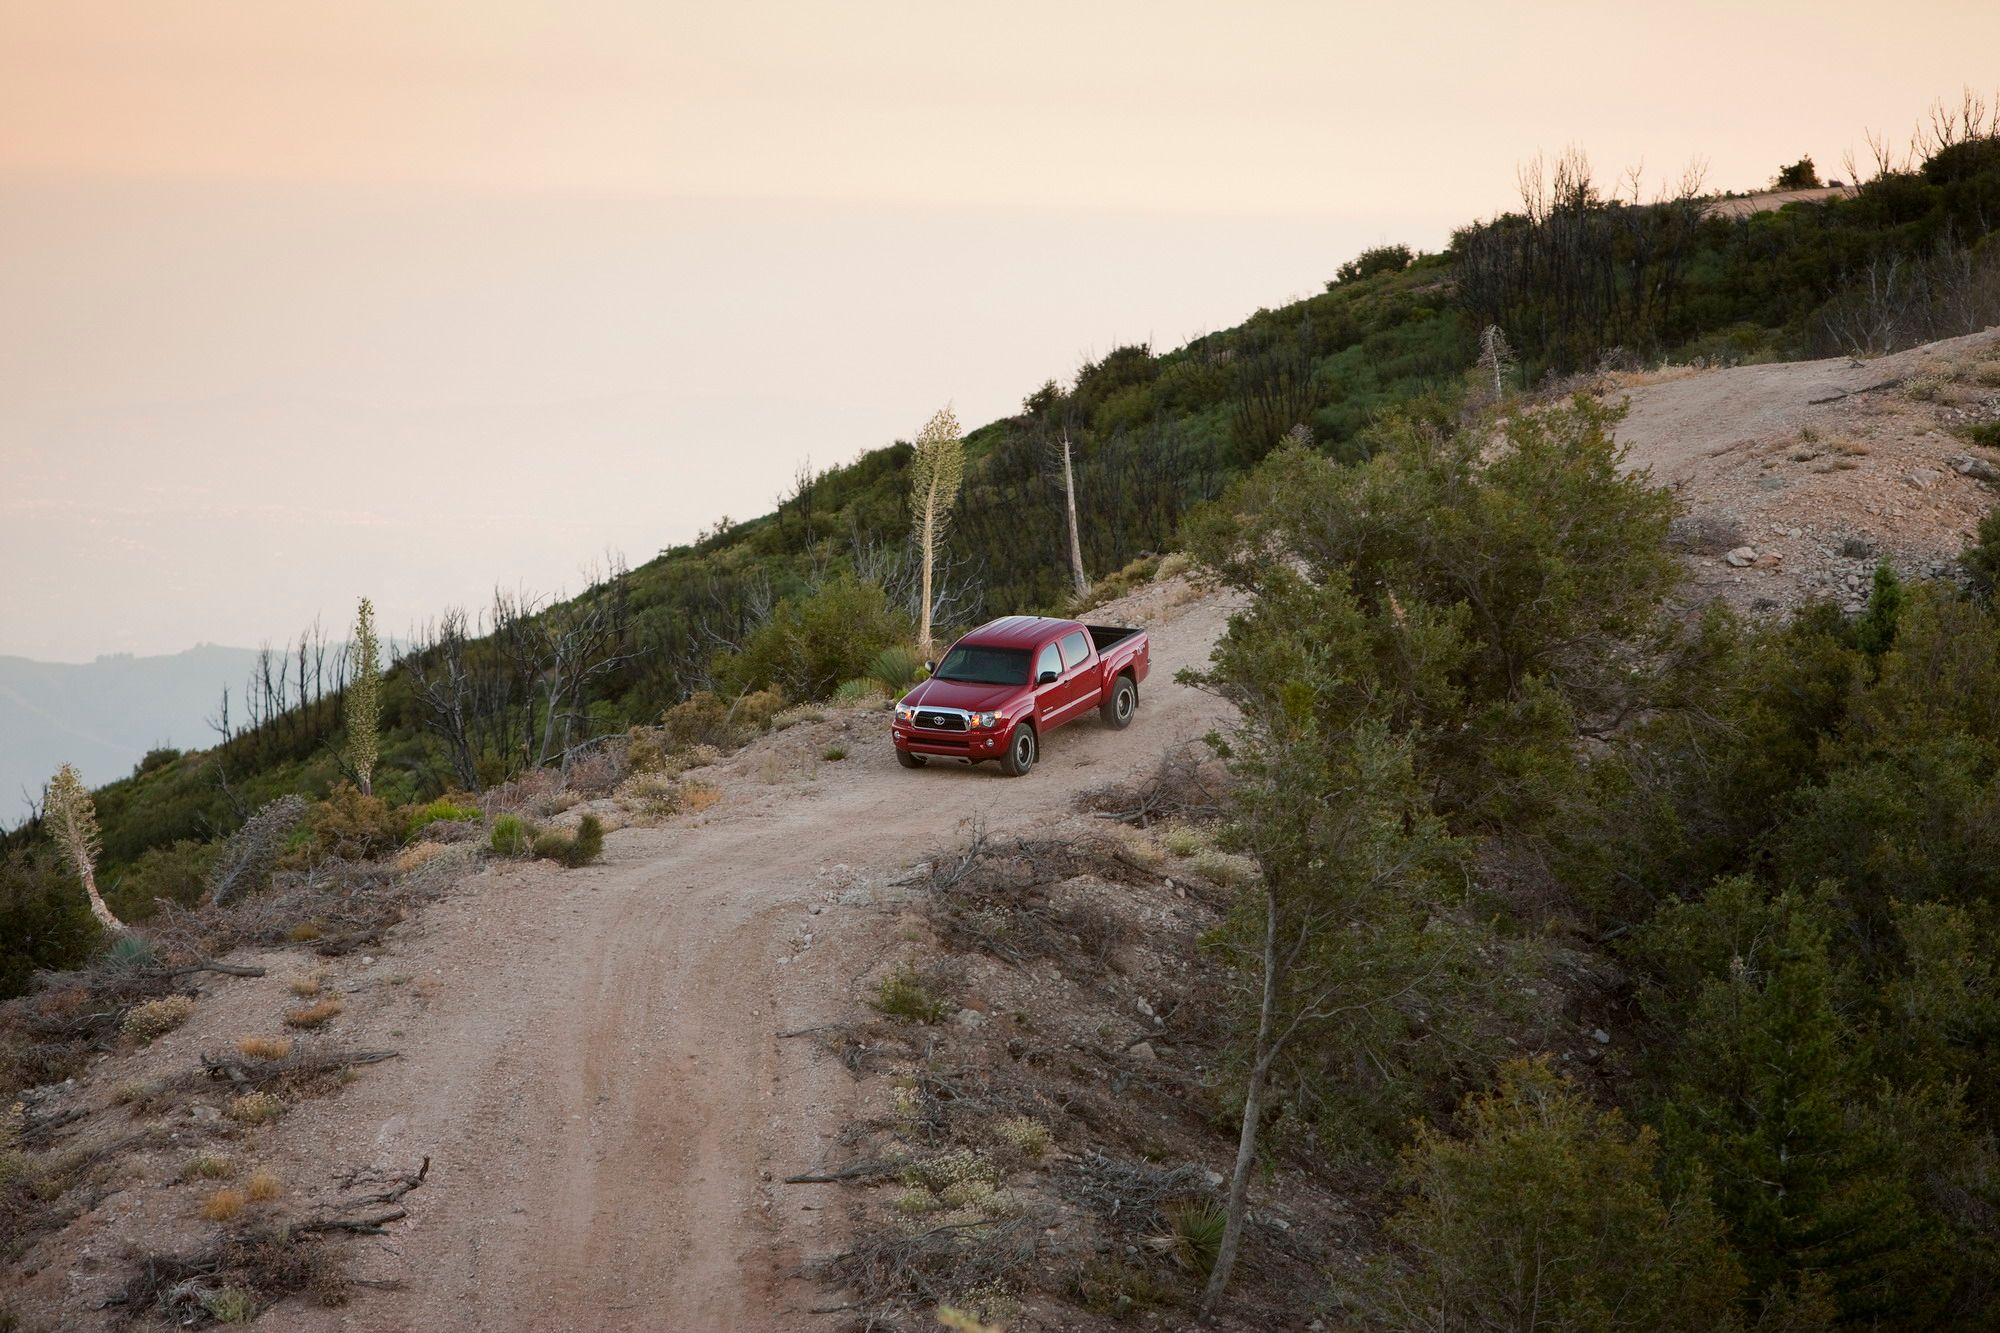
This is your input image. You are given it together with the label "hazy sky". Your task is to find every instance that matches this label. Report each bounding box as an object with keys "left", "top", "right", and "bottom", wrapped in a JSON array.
[{"left": 4, "top": 1, "right": 1996, "bottom": 661}]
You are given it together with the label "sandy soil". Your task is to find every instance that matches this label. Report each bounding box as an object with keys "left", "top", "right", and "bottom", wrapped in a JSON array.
[
  {"left": 10, "top": 577, "right": 1236, "bottom": 1332},
  {"left": 1702, "top": 185, "right": 1856, "bottom": 218},
  {"left": 1607, "top": 327, "right": 2000, "bottom": 614}
]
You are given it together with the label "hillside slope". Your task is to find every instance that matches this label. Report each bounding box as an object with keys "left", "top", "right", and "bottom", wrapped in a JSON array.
[
  {"left": 5, "top": 576, "right": 1236, "bottom": 1331},
  {"left": 1610, "top": 326, "right": 2000, "bottom": 612}
]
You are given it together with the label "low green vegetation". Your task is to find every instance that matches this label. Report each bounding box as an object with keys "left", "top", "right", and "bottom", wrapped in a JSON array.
[
  {"left": 1187, "top": 383, "right": 2000, "bottom": 1323},
  {"left": 531, "top": 814, "right": 605, "bottom": 869}
]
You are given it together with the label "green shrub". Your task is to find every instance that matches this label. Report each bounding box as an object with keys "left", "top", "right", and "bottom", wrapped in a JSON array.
[
  {"left": 866, "top": 645, "right": 925, "bottom": 692},
  {"left": 1332, "top": 242, "right": 1415, "bottom": 287},
  {"left": 1368, "top": 1058, "right": 1743, "bottom": 1331},
  {"left": 532, "top": 814, "right": 605, "bottom": 869},
  {"left": 833, "top": 678, "right": 889, "bottom": 706},
  {"left": 822, "top": 747, "right": 848, "bottom": 762},
  {"left": 1964, "top": 506, "right": 2000, "bottom": 597},
  {"left": 399, "top": 797, "right": 482, "bottom": 842},
  {"left": 660, "top": 691, "right": 743, "bottom": 752},
  {"left": 717, "top": 573, "right": 913, "bottom": 701},
  {"left": 489, "top": 815, "right": 529, "bottom": 857},
  {"left": 872, "top": 963, "right": 952, "bottom": 1023},
  {"left": 106, "top": 838, "right": 220, "bottom": 921},
  {"left": 0, "top": 848, "right": 101, "bottom": 1001},
  {"left": 1163, "top": 1200, "right": 1228, "bottom": 1277}
]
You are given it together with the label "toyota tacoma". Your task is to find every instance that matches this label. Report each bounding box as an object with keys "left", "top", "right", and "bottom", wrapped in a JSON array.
[{"left": 892, "top": 615, "right": 1150, "bottom": 776}]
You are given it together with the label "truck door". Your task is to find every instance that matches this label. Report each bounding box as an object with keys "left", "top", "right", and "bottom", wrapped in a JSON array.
[
  {"left": 1057, "top": 628, "right": 1098, "bottom": 716},
  {"left": 1033, "top": 641, "right": 1065, "bottom": 722}
]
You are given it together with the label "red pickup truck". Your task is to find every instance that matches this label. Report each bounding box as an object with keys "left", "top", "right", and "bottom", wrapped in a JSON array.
[{"left": 892, "top": 616, "right": 1150, "bottom": 776}]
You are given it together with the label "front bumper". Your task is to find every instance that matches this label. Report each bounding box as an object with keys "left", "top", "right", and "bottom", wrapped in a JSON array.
[{"left": 893, "top": 723, "right": 1008, "bottom": 759}]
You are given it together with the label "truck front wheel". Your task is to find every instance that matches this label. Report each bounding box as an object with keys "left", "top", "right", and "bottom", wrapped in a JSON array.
[
  {"left": 1100, "top": 675, "right": 1136, "bottom": 730},
  {"left": 999, "top": 723, "right": 1038, "bottom": 777},
  {"left": 897, "top": 749, "right": 927, "bottom": 769}
]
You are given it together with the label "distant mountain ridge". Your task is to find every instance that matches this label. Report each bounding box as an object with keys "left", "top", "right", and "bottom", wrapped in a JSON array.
[{"left": 0, "top": 645, "right": 260, "bottom": 825}]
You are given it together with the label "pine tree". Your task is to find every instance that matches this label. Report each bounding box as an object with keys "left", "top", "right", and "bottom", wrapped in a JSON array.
[
  {"left": 345, "top": 597, "right": 381, "bottom": 796},
  {"left": 44, "top": 763, "right": 124, "bottom": 932},
  {"left": 908, "top": 407, "right": 965, "bottom": 658}
]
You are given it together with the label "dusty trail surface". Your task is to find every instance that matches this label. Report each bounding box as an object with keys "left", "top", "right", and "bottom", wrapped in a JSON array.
[{"left": 273, "top": 580, "right": 1235, "bottom": 1332}]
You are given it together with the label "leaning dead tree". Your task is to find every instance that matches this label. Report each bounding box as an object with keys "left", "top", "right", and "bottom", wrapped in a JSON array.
[
  {"left": 45, "top": 763, "right": 124, "bottom": 932},
  {"left": 205, "top": 794, "right": 309, "bottom": 908}
]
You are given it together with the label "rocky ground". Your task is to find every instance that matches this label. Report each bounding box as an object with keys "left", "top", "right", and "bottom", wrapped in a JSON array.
[{"left": 1605, "top": 327, "right": 2000, "bottom": 615}]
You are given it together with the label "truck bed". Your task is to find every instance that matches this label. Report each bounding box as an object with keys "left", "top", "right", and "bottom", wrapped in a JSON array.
[{"left": 1085, "top": 624, "right": 1142, "bottom": 653}]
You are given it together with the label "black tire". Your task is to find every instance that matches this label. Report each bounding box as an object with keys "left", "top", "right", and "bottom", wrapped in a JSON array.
[
  {"left": 999, "top": 723, "right": 1037, "bottom": 777},
  {"left": 896, "top": 749, "right": 926, "bottom": 769},
  {"left": 1100, "top": 675, "right": 1137, "bottom": 729}
]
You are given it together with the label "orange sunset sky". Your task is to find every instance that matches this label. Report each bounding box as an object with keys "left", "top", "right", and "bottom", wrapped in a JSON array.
[{"left": 3, "top": 1, "right": 1997, "bottom": 659}]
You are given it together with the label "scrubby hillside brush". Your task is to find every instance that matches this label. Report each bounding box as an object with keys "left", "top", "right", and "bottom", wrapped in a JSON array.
[{"left": 1181, "top": 387, "right": 2000, "bottom": 1325}]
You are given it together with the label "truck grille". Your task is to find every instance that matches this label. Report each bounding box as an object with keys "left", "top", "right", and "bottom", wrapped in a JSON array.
[{"left": 916, "top": 710, "right": 967, "bottom": 731}]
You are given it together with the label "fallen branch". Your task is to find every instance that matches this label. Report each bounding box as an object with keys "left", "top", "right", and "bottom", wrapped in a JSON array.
[
  {"left": 785, "top": 1158, "right": 894, "bottom": 1184},
  {"left": 166, "top": 960, "right": 268, "bottom": 979},
  {"left": 292, "top": 1208, "right": 407, "bottom": 1236}
]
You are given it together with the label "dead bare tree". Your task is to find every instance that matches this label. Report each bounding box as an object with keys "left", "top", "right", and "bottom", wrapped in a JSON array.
[
  {"left": 402, "top": 607, "right": 485, "bottom": 791},
  {"left": 1057, "top": 431, "right": 1088, "bottom": 598}
]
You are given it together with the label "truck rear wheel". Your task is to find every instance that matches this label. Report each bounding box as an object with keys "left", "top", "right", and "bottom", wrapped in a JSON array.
[
  {"left": 896, "top": 749, "right": 926, "bottom": 769},
  {"left": 999, "top": 723, "right": 1037, "bottom": 777},
  {"left": 1100, "top": 675, "right": 1136, "bottom": 729}
]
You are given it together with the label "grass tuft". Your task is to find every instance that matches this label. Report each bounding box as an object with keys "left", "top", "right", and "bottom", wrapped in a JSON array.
[
  {"left": 284, "top": 998, "right": 343, "bottom": 1029},
  {"left": 237, "top": 1036, "right": 294, "bottom": 1061},
  {"left": 201, "top": 1187, "right": 247, "bottom": 1221},
  {"left": 245, "top": 1168, "right": 283, "bottom": 1202}
]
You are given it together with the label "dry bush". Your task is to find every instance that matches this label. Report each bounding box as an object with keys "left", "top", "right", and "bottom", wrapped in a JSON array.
[
  {"left": 245, "top": 1168, "right": 282, "bottom": 1202},
  {"left": 920, "top": 829, "right": 1159, "bottom": 970},
  {"left": 287, "top": 972, "right": 322, "bottom": 998},
  {"left": 227, "top": 1092, "right": 284, "bottom": 1125},
  {"left": 1666, "top": 512, "right": 1747, "bottom": 556},
  {"left": 184, "top": 1153, "right": 234, "bottom": 1180},
  {"left": 1154, "top": 551, "right": 1195, "bottom": 582},
  {"left": 236, "top": 1037, "right": 293, "bottom": 1061},
  {"left": 773, "top": 703, "right": 828, "bottom": 730},
  {"left": 304, "top": 784, "right": 400, "bottom": 863},
  {"left": 122, "top": 995, "right": 196, "bottom": 1043},
  {"left": 202, "top": 1187, "right": 247, "bottom": 1221},
  {"left": 1189, "top": 847, "right": 1257, "bottom": 887},
  {"left": 283, "top": 999, "right": 343, "bottom": 1030},
  {"left": 117, "top": 1226, "right": 350, "bottom": 1321},
  {"left": 394, "top": 841, "right": 450, "bottom": 874},
  {"left": 1078, "top": 744, "right": 1226, "bottom": 828},
  {"left": 681, "top": 781, "right": 722, "bottom": 814}
]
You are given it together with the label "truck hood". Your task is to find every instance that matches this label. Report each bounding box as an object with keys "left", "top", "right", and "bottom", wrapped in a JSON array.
[{"left": 901, "top": 678, "right": 1027, "bottom": 713}]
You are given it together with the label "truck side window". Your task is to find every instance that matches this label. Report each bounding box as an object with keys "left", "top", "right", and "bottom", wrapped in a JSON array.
[
  {"left": 1059, "top": 630, "right": 1090, "bottom": 670},
  {"left": 1035, "top": 643, "right": 1062, "bottom": 683}
]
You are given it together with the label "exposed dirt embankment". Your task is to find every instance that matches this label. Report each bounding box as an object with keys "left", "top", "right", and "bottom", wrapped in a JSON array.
[
  {"left": 1607, "top": 327, "right": 2000, "bottom": 614},
  {"left": 7, "top": 576, "right": 1236, "bottom": 1332}
]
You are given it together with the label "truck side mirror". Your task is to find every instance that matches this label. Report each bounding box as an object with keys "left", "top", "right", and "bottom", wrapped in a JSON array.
[
  {"left": 923, "top": 660, "right": 936, "bottom": 676},
  {"left": 1038, "top": 670, "right": 1058, "bottom": 686}
]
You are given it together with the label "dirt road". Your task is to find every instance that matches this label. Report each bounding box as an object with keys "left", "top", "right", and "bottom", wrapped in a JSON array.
[{"left": 270, "top": 580, "right": 1236, "bottom": 1332}]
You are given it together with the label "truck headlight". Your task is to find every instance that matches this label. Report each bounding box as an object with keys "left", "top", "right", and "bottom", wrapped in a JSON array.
[
  {"left": 975, "top": 711, "right": 998, "bottom": 729},
  {"left": 895, "top": 704, "right": 913, "bottom": 723}
]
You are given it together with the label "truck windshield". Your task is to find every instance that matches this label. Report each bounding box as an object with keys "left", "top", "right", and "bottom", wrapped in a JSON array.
[{"left": 933, "top": 644, "right": 1030, "bottom": 686}]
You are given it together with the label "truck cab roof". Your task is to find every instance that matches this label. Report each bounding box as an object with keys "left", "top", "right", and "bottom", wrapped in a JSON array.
[{"left": 953, "top": 615, "right": 1080, "bottom": 649}]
